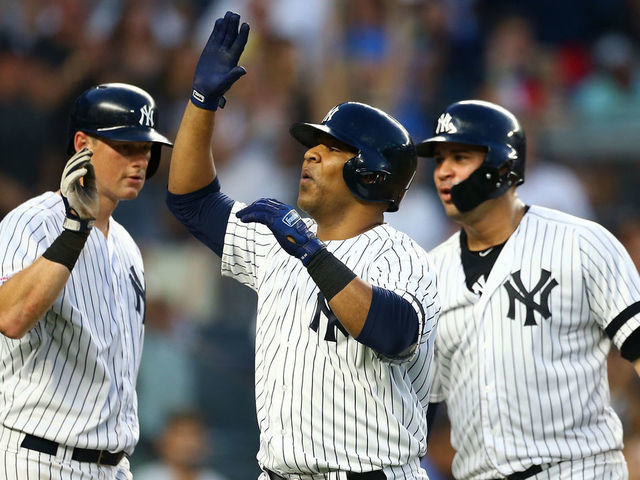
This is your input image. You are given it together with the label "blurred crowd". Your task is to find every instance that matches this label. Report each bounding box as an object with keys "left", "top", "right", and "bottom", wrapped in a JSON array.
[{"left": 1, "top": 0, "right": 640, "bottom": 479}]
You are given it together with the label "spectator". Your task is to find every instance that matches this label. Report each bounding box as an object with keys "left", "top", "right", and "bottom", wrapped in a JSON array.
[{"left": 135, "top": 410, "right": 228, "bottom": 480}]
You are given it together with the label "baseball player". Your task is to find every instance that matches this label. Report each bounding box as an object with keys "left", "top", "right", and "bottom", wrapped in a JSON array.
[
  {"left": 166, "top": 12, "right": 440, "bottom": 480},
  {"left": 0, "top": 83, "right": 172, "bottom": 479},
  {"left": 418, "top": 99, "right": 640, "bottom": 479}
]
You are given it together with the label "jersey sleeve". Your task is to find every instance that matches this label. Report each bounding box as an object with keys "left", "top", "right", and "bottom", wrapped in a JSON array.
[
  {"left": 366, "top": 234, "right": 441, "bottom": 361},
  {"left": 0, "top": 205, "right": 59, "bottom": 285},
  {"left": 579, "top": 223, "right": 640, "bottom": 357},
  {"left": 220, "top": 201, "right": 282, "bottom": 292},
  {"left": 427, "top": 344, "right": 448, "bottom": 402}
]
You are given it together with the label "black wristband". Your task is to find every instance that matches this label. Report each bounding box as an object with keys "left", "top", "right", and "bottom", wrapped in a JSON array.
[
  {"left": 306, "top": 248, "right": 357, "bottom": 302},
  {"left": 42, "top": 229, "right": 90, "bottom": 272}
]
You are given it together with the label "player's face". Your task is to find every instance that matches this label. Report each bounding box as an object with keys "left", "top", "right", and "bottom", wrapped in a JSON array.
[
  {"left": 88, "top": 137, "right": 152, "bottom": 203},
  {"left": 433, "top": 142, "right": 486, "bottom": 219},
  {"left": 297, "top": 135, "right": 358, "bottom": 218}
]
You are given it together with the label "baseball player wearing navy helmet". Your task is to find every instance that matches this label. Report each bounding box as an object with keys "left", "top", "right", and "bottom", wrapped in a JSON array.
[
  {"left": 419, "top": 99, "right": 639, "bottom": 479},
  {"left": 166, "top": 11, "right": 440, "bottom": 480},
  {"left": 0, "top": 82, "right": 172, "bottom": 479}
]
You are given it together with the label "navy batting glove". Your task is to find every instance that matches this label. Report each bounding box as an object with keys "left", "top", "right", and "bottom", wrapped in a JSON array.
[
  {"left": 236, "top": 198, "right": 325, "bottom": 266},
  {"left": 191, "top": 11, "right": 249, "bottom": 110}
]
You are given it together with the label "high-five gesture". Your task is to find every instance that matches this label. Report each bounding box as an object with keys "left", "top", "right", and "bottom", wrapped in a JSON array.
[{"left": 191, "top": 11, "right": 250, "bottom": 110}]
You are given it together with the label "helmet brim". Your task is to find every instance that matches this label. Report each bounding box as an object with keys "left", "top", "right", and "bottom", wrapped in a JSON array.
[
  {"left": 290, "top": 122, "right": 360, "bottom": 152},
  {"left": 416, "top": 135, "right": 450, "bottom": 157},
  {"left": 67, "top": 126, "right": 173, "bottom": 155},
  {"left": 290, "top": 122, "right": 335, "bottom": 149},
  {"left": 93, "top": 126, "right": 174, "bottom": 147}
]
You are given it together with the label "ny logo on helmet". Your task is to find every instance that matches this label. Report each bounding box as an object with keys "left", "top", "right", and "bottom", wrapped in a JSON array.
[
  {"left": 139, "top": 105, "right": 155, "bottom": 127},
  {"left": 322, "top": 105, "right": 340, "bottom": 124},
  {"left": 435, "top": 113, "right": 457, "bottom": 135}
]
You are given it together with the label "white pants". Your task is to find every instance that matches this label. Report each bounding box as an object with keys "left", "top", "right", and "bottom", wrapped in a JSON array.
[{"left": 0, "top": 425, "right": 133, "bottom": 480}]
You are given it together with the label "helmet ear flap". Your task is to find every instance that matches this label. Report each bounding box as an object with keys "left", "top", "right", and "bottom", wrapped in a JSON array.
[
  {"left": 146, "top": 144, "right": 162, "bottom": 179},
  {"left": 343, "top": 153, "right": 370, "bottom": 201},
  {"left": 507, "top": 171, "right": 521, "bottom": 186},
  {"left": 498, "top": 159, "right": 523, "bottom": 187}
]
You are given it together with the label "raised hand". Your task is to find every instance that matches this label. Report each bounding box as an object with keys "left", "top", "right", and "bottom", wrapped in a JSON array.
[
  {"left": 60, "top": 148, "right": 99, "bottom": 232},
  {"left": 191, "top": 11, "right": 250, "bottom": 110}
]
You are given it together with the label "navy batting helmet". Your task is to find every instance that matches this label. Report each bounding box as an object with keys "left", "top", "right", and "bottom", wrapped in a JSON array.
[
  {"left": 289, "top": 102, "right": 417, "bottom": 212},
  {"left": 417, "top": 100, "right": 526, "bottom": 212},
  {"left": 67, "top": 83, "right": 173, "bottom": 178}
]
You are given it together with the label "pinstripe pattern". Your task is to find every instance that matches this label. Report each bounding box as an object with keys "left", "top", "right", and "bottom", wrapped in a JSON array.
[
  {"left": 222, "top": 202, "right": 440, "bottom": 477},
  {"left": 428, "top": 206, "right": 638, "bottom": 479},
  {"left": 0, "top": 425, "right": 133, "bottom": 480},
  {"left": 0, "top": 192, "right": 145, "bottom": 475}
]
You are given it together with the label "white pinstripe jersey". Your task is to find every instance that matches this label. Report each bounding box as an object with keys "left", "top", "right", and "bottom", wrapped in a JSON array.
[
  {"left": 0, "top": 192, "right": 145, "bottom": 455},
  {"left": 428, "top": 205, "right": 640, "bottom": 479},
  {"left": 222, "top": 202, "right": 440, "bottom": 476}
]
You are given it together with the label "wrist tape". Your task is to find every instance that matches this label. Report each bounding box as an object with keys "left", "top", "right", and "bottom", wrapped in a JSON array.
[
  {"left": 306, "top": 248, "right": 357, "bottom": 302},
  {"left": 43, "top": 230, "right": 90, "bottom": 272}
]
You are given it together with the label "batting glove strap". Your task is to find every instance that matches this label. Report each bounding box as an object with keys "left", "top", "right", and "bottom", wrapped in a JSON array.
[
  {"left": 63, "top": 216, "right": 96, "bottom": 232},
  {"left": 190, "top": 91, "right": 227, "bottom": 111},
  {"left": 298, "top": 237, "right": 325, "bottom": 266},
  {"left": 61, "top": 195, "right": 95, "bottom": 232}
]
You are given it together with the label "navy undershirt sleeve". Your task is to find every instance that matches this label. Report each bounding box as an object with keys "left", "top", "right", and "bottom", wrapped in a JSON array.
[
  {"left": 426, "top": 402, "right": 441, "bottom": 442},
  {"left": 356, "top": 285, "right": 420, "bottom": 357},
  {"left": 166, "top": 178, "right": 234, "bottom": 257}
]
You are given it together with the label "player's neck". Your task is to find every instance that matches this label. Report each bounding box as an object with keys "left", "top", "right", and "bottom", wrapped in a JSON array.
[
  {"left": 315, "top": 210, "right": 385, "bottom": 241},
  {"left": 94, "top": 197, "right": 117, "bottom": 236},
  {"left": 461, "top": 194, "right": 526, "bottom": 251}
]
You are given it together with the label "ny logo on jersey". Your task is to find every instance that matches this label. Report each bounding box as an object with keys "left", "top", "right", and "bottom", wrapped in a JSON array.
[
  {"left": 471, "top": 274, "right": 487, "bottom": 295},
  {"left": 435, "top": 112, "right": 457, "bottom": 134},
  {"left": 309, "top": 291, "right": 348, "bottom": 342},
  {"left": 129, "top": 266, "right": 146, "bottom": 320},
  {"left": 139, "top": 104, "right": 155, "bottom": 127},
  {"left": 503, "top": 269, "right": 558, "bottom": 326}
]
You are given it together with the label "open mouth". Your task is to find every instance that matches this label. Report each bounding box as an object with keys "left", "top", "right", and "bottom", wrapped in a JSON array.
[{"left": 439, "top": 187, "right": 452, "bottom": 201}]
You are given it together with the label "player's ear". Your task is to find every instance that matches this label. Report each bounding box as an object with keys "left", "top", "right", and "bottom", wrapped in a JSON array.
[{"left": 73, "top": 132, "right": 92, "bottom": 153}]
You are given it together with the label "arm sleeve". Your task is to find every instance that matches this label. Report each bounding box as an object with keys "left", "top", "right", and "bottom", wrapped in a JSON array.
[
  {"left": 357, "top": 286, "right": 419, "bottom": 356},
  {"left": 579, "top": 223, "right": 640, "bottom": 360},
  {"left": 366, "top": 233, "right": 441, "bottom": 362},
  {"left": 426, "top": 402, "right": 441, "bottom": 442},
  {"left": 165, "top": 178, "right": 234, "bottom": 257}
]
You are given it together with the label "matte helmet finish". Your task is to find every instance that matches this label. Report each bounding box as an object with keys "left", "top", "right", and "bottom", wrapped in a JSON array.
[
  {"left": 417, "top": 100, "right": 526, "bottom": 212},
  {"left": 67, "top": 83, "right": 173, "bottom": 178},
  {"left": 289, "top": 102, "right": 417, "bottom": 212}
]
